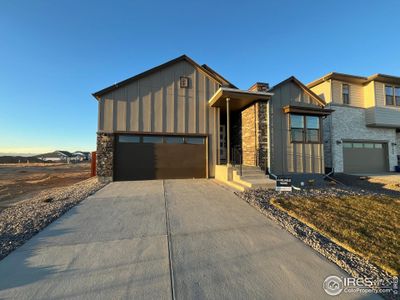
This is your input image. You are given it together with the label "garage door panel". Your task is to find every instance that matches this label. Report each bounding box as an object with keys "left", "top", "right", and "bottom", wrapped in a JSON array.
[
  {"left": 343, "top": 142, "right": 387, "bottom": 173},
  {"left": 154, "top": 144, "right": 206, "bottom": 179},
  {"left": 114, "top": 135, "right": 206, "bottom": 181}
]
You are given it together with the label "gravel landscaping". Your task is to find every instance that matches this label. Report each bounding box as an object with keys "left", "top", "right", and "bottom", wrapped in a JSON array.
[
  {"left": 238, "top": 187, "right": 399, "bottom": 299},
  {"left": 0, "top": 177, "right": 107, "bottom": 261}
]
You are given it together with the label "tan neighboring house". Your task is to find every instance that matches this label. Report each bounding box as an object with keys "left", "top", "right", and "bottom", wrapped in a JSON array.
[
  {"left": 92, "top": 55, "right": 332, "bottom": 183},
  {"left": 308, "top": 72, "right": 400, "bottom": 173}
]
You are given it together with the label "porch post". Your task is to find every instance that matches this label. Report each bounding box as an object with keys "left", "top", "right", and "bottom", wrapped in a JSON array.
[{"left": 226, "top": 97, "right": 231, "bottom": 165}]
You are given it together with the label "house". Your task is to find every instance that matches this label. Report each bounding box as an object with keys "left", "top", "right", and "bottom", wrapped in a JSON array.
[
  {"left": 92, "top": 55, "right": 332, "bottom": 182},
  {"left": 73, "top": 151, "right": 91, "bottom": 161},
  {"left": 308, "top": 72, "right": 400, "bottom": 173},
  {"left": 38, "top": 151, "right": 73, "bottom": 162}
]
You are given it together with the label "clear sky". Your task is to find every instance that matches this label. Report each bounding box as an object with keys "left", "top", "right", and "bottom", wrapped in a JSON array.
[{"left": 1, "top": 0, "right": 399, "bottom": 155}]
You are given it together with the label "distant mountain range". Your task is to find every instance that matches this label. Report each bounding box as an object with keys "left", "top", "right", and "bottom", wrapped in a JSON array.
[{"left": 0, "top": 150, "right": 92, "bottom": 163}]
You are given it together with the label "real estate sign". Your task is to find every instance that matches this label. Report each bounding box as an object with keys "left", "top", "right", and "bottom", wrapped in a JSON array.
[{"left": 276, "top": 177, "right": 292, "bottom": 192}]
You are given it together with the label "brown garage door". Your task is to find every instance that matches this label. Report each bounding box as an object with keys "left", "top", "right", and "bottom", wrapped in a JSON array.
[
  {"left": 343, "top": 142, "right": 388, "bottom": 173},
  {"left": 114, "top": 135, "right": 206, "bottom": 181}
]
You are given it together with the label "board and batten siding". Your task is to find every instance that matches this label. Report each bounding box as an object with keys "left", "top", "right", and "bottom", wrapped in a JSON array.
[
  {"left": 270, "top": 81, "right": 324, "bottom": 174},
  {"left": 98, "top": 60, "right": 220, "bottom": 177}
]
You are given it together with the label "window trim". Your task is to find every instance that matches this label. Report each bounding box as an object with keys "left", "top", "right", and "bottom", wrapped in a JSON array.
[
  {"left": 342, "top": 83, "right": 350, "bottom": 105},
  {"left": 289, "top": 114, "right": 322, "bottom": 144}
]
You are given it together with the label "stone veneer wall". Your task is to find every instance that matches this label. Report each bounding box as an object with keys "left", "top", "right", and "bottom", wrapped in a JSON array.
[
  {"left": 241, "top": 102, "right": 268, "bottom": 168},
  {"left": 96, "top": 132, "right": 114, "bottom": 181},
  {"left": 329, "top": 105, "right": 397, "bottom": 172},
  {"left": 241, "top": 105, "right": 256, "bottom": 166},
  {"left": 256, "top": 101, "right": 268, "bottom": 170}
]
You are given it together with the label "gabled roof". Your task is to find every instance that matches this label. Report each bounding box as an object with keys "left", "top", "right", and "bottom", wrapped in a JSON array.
[
  {"left": 307, "top": 72, "right": 400, "bottom": 88},
  {"left": 92, "top": 55, "right": 236, "bottom": 99},
  {"left": 269, "top": 76, "right": 326, "bottom": 106}
]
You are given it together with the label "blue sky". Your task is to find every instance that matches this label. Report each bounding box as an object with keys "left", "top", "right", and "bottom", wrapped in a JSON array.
[{"left": 1, "top": 0, "right": 399, "bottom": 155}]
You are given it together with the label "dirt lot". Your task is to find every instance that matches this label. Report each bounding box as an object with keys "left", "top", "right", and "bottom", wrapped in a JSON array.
[{"left": 0, "top": 163, "right": 91, "bottom": 210}]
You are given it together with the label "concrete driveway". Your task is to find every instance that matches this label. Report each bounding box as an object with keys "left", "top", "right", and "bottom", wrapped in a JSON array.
[{"left": 0, "top": 180, "right": 379, "bottom": 299}]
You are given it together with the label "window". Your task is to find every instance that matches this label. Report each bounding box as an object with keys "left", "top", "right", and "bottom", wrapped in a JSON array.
[
  {"left": 374, "top": 144, "right": 383, "bottom": 149},
  {"left": 386, "top": 85, "right": 394, "bottom": 105},
  {"left": 290, "top": 114, "right": 321, "bottom": 143},
  {"left": 306, "top": 116, "right": 320, "bottom": 142},
  {"left": 343, "top": 143, "right": 353, "bottom": 148},
  {"left": 119, "top": 135, "right": 140, "bottom": 143},
  {"left": 143, "top": 136, "right": 163, "bottom": 143},
  {"left": 342, "top": 84, "right": 350, "bottom": 104},
  {"left": 395, "top": 87, "right": 400, "bottom": 106},
  {"left": 290, "top": 115, "right": 304, "bottom": 142},
  {"left": 363, "top": 143, "right": 374, "bottom": 149},
  {"left": 185, "top": 137, "right": 205, "bottom": 144},
  {"left": 165, "top": 137, "right": 184, "bottom": 144}
]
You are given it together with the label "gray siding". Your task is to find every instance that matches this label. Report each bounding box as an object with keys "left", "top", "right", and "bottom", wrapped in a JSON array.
[
  {"left": 98, "top": 60, "right": 220, "bottom": 176},
  {"left": 365, "top": 106, "right": 400, "bottom": 128},
  {"left": 269, "top": 81, "right": 325, "bottom": 174}
]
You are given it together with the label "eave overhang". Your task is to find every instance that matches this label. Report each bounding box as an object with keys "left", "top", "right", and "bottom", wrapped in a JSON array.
[
  {"left": 283, "top": 105, "right": 334, "bottom": 116},
  {"left": 208, "top": 87, "right": 273, "bottom": 111}
]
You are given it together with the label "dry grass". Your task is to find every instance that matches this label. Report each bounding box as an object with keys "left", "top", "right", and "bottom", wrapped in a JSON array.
[{"left": 271, "top": 194, "right": 399, "bottom": 275}]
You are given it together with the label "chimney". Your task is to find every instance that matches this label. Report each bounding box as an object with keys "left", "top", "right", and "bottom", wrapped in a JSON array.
[{"left": 248, "top": 82, "right": 269, "bottom": 92}]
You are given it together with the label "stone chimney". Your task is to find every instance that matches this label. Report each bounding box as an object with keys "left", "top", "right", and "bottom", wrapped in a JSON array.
[{"left": 248, "top": 82, "right": 269, "bottom": 92}]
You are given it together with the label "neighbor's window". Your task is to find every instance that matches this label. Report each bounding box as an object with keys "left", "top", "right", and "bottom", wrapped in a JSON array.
[
  {"left": 395, "top": 87, "right": 400, "bottom": 106},
  {"left": 290, "top": 114, "right": 321, "bottom": 143},
  {"left": 385, "top": 85, "right": 394, "bottom": 105},
  {"left": 342, "top": 84, "right": 350, "bottom": 104},
  {"left": 290, "top": 114, "right": 304, "bottom": 142},
  {"left": 305, "top": 116, "right": 320, "bottom": 142}
]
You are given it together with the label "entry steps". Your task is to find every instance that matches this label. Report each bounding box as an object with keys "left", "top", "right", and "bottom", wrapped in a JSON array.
[{"left": 226, "top": 166, "right": 276, "bottom": 191}]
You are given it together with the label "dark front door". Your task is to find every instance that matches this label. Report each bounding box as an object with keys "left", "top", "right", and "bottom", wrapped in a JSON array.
[{"left": 114, "top": 135, "right": 206, "bottom": 181}]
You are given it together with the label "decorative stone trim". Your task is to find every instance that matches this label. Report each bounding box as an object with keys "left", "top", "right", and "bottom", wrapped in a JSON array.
[
  {"left": 96, "top": 132, "right": 114, "bottom": 181},
  {"left": 241, "top": 102, "right": 269, "bottom": 168}
]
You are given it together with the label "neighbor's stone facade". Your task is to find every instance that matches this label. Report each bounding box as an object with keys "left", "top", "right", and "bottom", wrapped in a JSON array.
[
  {"left": 241, "top": 101, "right": 268, "bottom": 168},
  {"left": 325, "top": 105, "right": 397, "bottom": 172},
  {"left": 96, "top": 132, "right": 114, "bottom": 181}
]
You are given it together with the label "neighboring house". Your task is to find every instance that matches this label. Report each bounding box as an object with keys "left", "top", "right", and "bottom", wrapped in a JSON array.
[
  {"left": 73, "top": 151, "right": 91, "bottom": 161},
  {"left": 308, "top": 72, "right": 400, "bottom": 173},
  {"left": 92, "top": 55, "right": 332, "bottom": 182},
  {"left": 38, "top": 151, "right": 73, "bottom": 162}
]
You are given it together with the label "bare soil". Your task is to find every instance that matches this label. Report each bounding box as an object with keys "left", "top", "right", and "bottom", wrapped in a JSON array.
[{"left": 0, "top": 163, "right": 91, "bottom": 210}]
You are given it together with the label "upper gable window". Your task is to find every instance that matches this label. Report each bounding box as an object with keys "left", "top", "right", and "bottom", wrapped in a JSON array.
[
  {"left": 385, "top": 85, "right": 394, "bottom": 105},
  {"left": 342, "top": 84, "right": 350, "bottom": 105}
]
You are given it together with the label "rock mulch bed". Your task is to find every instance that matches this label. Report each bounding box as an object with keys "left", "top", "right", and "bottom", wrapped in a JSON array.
[
  {"left": 0, "top": 177, "right": 107, "bottom": 261},
  {"left": 238, "top": 187, "right": 398, "bottom": 299}
]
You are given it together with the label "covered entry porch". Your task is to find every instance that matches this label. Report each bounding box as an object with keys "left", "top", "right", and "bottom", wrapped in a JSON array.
[{"left": 208, "top": 87, "right": 274, "bottom": 190}]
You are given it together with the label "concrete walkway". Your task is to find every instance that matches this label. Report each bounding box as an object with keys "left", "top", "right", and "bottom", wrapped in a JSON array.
[{"left": 0, "top": 180, "right": 379, "bottom": 299}]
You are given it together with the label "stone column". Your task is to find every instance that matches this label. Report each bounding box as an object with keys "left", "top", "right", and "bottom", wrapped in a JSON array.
[{"left": 96, "top": 132, "right": 114, "bottom": 182}]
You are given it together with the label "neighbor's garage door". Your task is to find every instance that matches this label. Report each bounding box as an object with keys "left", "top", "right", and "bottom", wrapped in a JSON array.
[
  {"left": 114, "top": 135, "right": 206, "bottom": 181},
  {"left": 343, "top": 142, "right": 388, "bottom": 173}
]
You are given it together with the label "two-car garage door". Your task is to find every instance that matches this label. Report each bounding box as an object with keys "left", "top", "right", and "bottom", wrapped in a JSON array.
[
  {"left": 343, "top": 142, "right": 388, "bottom": 173},
  {"left": 114, "top": 134, "right": 206, "bottom": 181}
]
